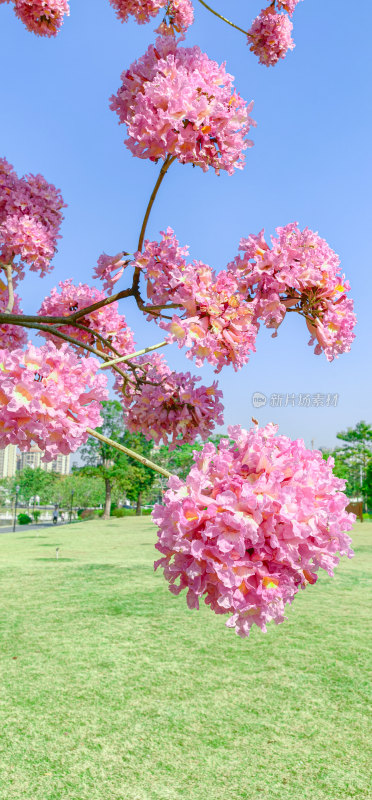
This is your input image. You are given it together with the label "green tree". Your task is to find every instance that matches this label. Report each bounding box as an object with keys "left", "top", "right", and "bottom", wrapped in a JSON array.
[
  {"left": 8, "top": 467, "right": 59, "bottom": 505},
  {"left": 365, "top": 461, "right": 372, "bottom": 511},
  {"left": 156, "top": 441, "right": 203, "bottom": 482},
  {"left": 322, "top": 422, "right": 372, "bottom": 505},
  {"left": 79, "top": 400, "right": 129, "bottom": 519},
  {"left": 54, "top": 473, "right": 105, "bottom": 511},
  {"left": 336, "top": 421, "right": 372, "bottom": 505},
  {"left": 119, "top": 431, "right": 157, "bottom": 515}
]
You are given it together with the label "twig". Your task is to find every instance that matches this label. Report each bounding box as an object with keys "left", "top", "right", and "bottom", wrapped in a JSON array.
[
  {"left": 100, "top": 341, "right": 168, "bottom": 369},
  {"left": 133, "top": 156, "right": 176, "bottom": 298},
  {"left": 196, "top": 0, "right": 248, "bottom": 35},
  {"left": 86, "top": 427, "right": 173, "bottom": 479}
]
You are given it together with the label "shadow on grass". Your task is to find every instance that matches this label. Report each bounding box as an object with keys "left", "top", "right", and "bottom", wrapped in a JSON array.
[
  {"left": 77, "top": 564, "right": 122, "bottom": 572},
  {"left": 18, "top": 535, "right": 47, "bottom": 539},
  {"left": 34, "top": 557, "right": 75, "bottom": 562},
  {"left": 37, "top": 543, "right": 63, "bottom": 547}
]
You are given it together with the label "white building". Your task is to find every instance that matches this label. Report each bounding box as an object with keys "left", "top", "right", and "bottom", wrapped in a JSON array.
[
  {"left": 0, "top": 444, "right": 17, "bottom": 479},
  {"left": 16, "top": 446, "right": 70, "bottom": 475}
]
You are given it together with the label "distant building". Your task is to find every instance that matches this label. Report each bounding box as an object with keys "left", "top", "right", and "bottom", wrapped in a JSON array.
[
  {"left": 16, "top": 446, "right": 70, "bottom": 475},
  {"left": 44, "top": 453, "right": 70, "bottom": 475},
  {"left": 0, "top": 444, "right": 17, "bottom": 479}
]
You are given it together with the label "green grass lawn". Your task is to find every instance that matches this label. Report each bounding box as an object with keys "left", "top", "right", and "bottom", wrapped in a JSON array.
[{"left": 0, "top": 519, "right": 371, "bottom": 800}]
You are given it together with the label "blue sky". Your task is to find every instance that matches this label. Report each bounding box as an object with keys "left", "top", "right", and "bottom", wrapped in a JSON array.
[{"left": 0, "top": 0, "right": 371, "bottom": 451}]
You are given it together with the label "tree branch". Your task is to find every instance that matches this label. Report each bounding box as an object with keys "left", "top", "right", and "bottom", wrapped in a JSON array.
[
  {"left": 196, "top": 0, "right": 248, "bottom": 35},
  {"left": 100, "top": 341, "right": 168, "bottom": 370},
  {"left": 132, "top": 155, "right": 176, "bottom": 299},
  {"left": 86, "top": 427, "right": 173, "bottom": 479}
]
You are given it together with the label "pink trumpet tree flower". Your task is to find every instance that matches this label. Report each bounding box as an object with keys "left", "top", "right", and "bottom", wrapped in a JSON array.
[
  {"left": 0, "top": 158, "right": 65, "bottom": 280},
  {"left": 230, "top": 222, "right": 357, "bottom": 360},
  {"left": 0, "top": 290, "right": 27, "bottom": 349},
  {"left": 115, "top": 352, "right": 224, "bottom": 447},
  {"left": 153, "top": 423, "right": 354, "bottom": 637},
  {"left": 134, "top": 228, "right": 260, "bottom": 372},
  {"left": 110, "top": 36, "right": 255, "bottom": 174},
  {"left": 13, "top": 0, "right": 69, "bottom": 36},
  {"left": 247, "top": 9, "right": 295, "bottom": 67},
  {"left": 0, "top": 342, "right": 108, "bottom": 460},
  {"left": 110, "top": 0, "right": 194, "bottom": 34},
  {"left": 93, "top": 252, "right": 128, "bottom": 293},
  {"left": 38, "top": 279, "right": 135, "bottom": 356}
]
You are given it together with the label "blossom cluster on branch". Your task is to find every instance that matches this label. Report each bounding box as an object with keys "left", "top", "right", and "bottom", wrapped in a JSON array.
[
  {"left": 154, "top": 423, "right": 354, "bottom": 637},
  {"left": 1, "top": 0, "right": 303, "bottom": 72},
  {"left": 0, "top": 157, "right": 65, "bottom": 281},
  {"left": 110, "top": 0, "right": 194, "bottom": 36},
  {"left": 110, "top": 37, "right": 255, "bottom": 174},
  {"left": 134, "top": 224, "right": 356, "bottom": 369},
  {"left": 115, "top": 352, "right": 224, "bottom": 447},
  {"left": 38, "top": 279, "right": 135, "bottom": 355},
  {"left": 1, "top": 0, "right": 70, "bottom": 36},
  {"left": 0, "top": 342, "right": 108, "bottom": 459}
]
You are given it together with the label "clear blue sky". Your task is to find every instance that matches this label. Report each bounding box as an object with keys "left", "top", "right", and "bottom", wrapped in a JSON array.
[{"left": 0, "top": 0, "right": 371, "bottom": 450}]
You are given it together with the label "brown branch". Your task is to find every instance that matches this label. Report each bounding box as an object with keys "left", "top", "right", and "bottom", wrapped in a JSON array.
[
  {"left": 196, "top": 0, "right": 248, "bottom": 35},
  {"left": 132, "top": 155, "right": 176, "bottom": 300}
]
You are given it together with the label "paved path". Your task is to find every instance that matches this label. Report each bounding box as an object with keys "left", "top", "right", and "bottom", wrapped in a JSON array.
[{"left": 0, "top": 521, "right": 72, "bottom": 534}]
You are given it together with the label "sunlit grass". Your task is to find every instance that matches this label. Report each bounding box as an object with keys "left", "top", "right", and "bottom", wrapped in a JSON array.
[{"left": 0, "top": 519, "right": 370, "bottom": 800}]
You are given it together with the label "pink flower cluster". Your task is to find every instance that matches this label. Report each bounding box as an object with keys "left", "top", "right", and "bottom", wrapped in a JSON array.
[
  {"left": 276, "top": 0, "right": 301, "bottom": 15},
  {"left": 153, "top": 423, "right": 354, "bottom": 637},
  {"left": 38, "top": 279, "right": 135, "bottom": 356},
  {"left": 231, "top": 222, "right": 357, "bottom": 361},
  {"left": 9, "top": 0, "right": 70, "bottom": 36},
  {"left": 0, "top": 342, "right": 108, "bottom": 460},
  {"left": 134, "top": 229, "right": 259, "bottom": 372},
  {"left": 247, "top": 8, "right": 295, "bottom": 67},
  {"left": 0, "top": 158, "right": 65, "bottom": 280},
  {"left": 0, "top": 290, "right": 27, "bottom": 349},
  {"left": 110, "top": 0, "right": 194, "bottom": 34},
  {"left": 116, "top": 352, "right": 224, "bottom": 447},
  {"left": 110, "top": 37, "right": 255, "bottom": 175},
  {"left": 93, "top": 252, "right": 128, "bottom": 293},
  {"left": 156, "top": 0, "right": 194, "bottom": 36}
]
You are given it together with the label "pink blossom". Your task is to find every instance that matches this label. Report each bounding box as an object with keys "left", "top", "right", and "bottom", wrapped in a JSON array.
[
  {"left": 0, "top": 158, "right": 65, "bottom": 280},
  {"left": 153, "top": 423, "right": 354, "bottom": 637},
  {"left": 115, "top": 352, "right": 224, "bottom": 447},
  {"left": 93, "top": 252, "right": 128, "bottom": 293},
  {"left": 110, "top": 0, "right": 193, "bottom": 34},
  {"left": 13, "top": 0, "right": 69, "bottom": 36},
  {"left": 230, "top": 222, "right": 356, "bottom": 360},
  {"left": 109, "top": 0, "right": 166, "bottom": 25},
  {"left": 276, "top": 0, "right": 301, "bottom": 16},
  {"left": 247, "top": 10, "right": 295, "bottom": 67},
  {"left": 110, "top": 37, "right": 255, "bottom": 175},
  {"left": 0, "top": 290, "right": 27, "bottom": 349},
  {"left": 38, "top": 279, "right": 135, "bottom": 356},
  {"left": 0, "top": 342, "right": 108, "bottom": 460},
  {"left": 156, "top": 0, "right": 194, "bottom": 35},
  {"left": 134, "top": 229, "right": 259, "bottom": 372}
]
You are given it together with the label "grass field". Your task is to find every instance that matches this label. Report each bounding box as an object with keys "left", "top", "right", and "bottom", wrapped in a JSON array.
[{"left": 0, "top": 519, "right": 371, "bottom": 800}]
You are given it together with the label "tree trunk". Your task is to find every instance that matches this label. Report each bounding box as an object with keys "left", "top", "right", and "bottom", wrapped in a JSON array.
[
  {"left": 136, "top": 492, "right": 142, "bottom": 516},
  {"left": 103, "top": 478, "right": 112, "bottom": 519}
]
